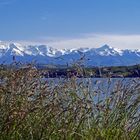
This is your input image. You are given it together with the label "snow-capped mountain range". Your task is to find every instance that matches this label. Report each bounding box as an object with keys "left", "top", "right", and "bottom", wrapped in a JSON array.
[{"left": 0, "top": 41, "right": 140, "bottom": 66}]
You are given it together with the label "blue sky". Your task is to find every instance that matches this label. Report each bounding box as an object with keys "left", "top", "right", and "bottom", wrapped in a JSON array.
[{"left": 1, "top": 0, "right": 140, "bottom": 49}]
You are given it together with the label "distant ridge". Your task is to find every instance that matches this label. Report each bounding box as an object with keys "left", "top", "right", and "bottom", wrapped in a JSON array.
[{"left": 0, "top": 42, "right": 140, "bottom": 66}]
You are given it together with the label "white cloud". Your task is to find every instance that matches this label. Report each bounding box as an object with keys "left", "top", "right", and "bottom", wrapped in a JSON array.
[
  {"left": 11, "top": 34, "right": 140, "bottom": 50},
  {"left": 45, "top": 34, "right": 140, "bottom": 50}
]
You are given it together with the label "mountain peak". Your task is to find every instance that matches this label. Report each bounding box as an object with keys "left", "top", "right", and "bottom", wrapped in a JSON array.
[
  {"left": 95, "top": 44, "right": 124, "bottom": 56},
  {"left": 100, "top": 44, "right": 112, "bottom": 50},
  {"left": 0, "top": 41, "right": 140, "bottom": 66},
  {"left": 96, "top": 44, "right": 112, "bottom": 52}
]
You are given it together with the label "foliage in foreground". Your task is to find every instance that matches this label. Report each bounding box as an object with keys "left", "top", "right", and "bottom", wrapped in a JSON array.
[{"left": 0, "top": 65, "right": 140, "bottom": 140}]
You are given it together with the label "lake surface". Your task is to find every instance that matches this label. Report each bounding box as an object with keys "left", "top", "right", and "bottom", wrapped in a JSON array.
[{"left": 44, "top": 77, "right": 140, "bottom": 96}]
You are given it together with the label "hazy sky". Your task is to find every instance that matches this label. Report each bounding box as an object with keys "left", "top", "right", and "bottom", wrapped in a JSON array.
[{"left": 0, "top": 0, "right": 140, "bottom": 49}]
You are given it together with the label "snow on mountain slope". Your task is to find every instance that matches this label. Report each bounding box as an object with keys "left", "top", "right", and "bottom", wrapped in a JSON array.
[
  {"left": 95, "top": 45, "right": 123, "bottom": 56},
  {"left": 0, "top": 41, "right": 140, "bottom": 66}
]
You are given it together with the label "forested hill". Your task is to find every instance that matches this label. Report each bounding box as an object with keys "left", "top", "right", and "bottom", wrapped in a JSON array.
[{"left": 39, "top": 64, "right": 140, "bottom": 78}]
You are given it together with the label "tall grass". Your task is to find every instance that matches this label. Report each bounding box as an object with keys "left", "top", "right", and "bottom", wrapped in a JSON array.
[{"left": 0, "top": 65, "right": 140, "bottom": 140}]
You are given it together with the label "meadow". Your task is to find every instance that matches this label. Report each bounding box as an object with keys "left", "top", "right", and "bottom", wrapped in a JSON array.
[{"left": 0, "top": 64, "right": 140, "bottom": 140}]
